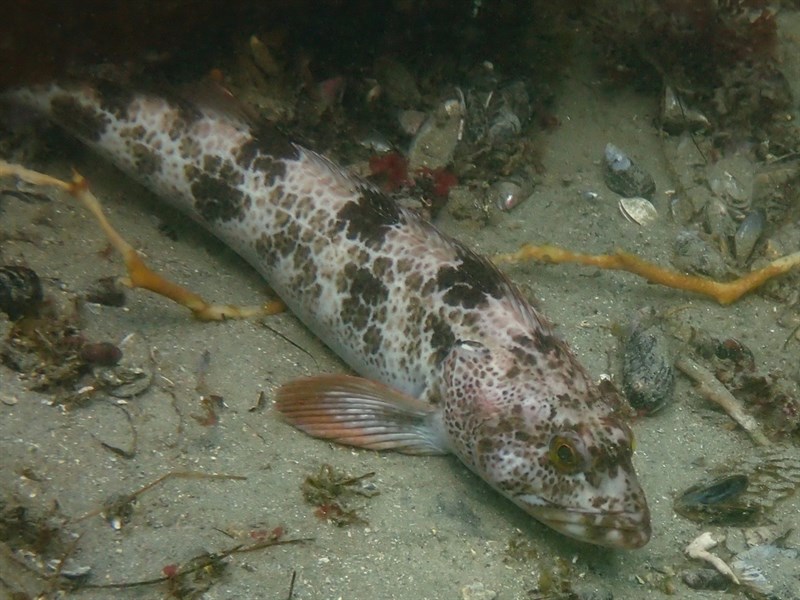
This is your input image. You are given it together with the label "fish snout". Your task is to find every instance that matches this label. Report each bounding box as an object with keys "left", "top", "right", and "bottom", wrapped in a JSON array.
[{"left": 518, "top": 501, "right": 652, "bottom": 549}]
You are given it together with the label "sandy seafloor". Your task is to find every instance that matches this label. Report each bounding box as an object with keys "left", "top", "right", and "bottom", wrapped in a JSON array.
[{"left": 2, "top": 28, "right": 800, "bottom": 600}]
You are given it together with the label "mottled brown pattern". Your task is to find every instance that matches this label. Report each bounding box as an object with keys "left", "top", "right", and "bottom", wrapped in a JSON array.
[
  {"left": 424, "top": 312, "right": 455, "bottom": 366},
  {"left": 436, "top": 248, "right": 505, "bottom": 309},
  {"left": 235, "top": 136, "right": 292, "bottom": 184},
  {"left": 180, "top": 136, "right": 202, "bottom": 160},
  {"left": 130, "top": 142, "right": 162, "bottom": 175},
  {"left": 236, "top": 127, "right": 296, "bottom": 165},
  {"left": 191, "top": 173, "right": 246, "bottom": 223},
  {"left": 336, "top": 188, "right": 401, "bottom": 249},
  {"left": 362, "top": 324, "right": 382, "bottom": 355},
  {"left": 95, "top": 81, "right": 135, "bottom": 120},
  {"left": 20, "top": 82, "right": 651, "bottom": 550},
  {"left": 50, "top": 95, "right": 110, "bottom": 141}
]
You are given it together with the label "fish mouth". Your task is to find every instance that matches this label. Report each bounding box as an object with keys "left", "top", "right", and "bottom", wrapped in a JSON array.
[{"left": 526, "top": 505, "right": 652, "bottom": 549}]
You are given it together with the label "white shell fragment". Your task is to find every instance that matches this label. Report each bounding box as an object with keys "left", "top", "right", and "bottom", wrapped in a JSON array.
[
  {"left": 685, "top": 532, "right": 739, "bottom": 585},
  {"left": 618, "top": 197, "right": 658, "bottom": 226}
]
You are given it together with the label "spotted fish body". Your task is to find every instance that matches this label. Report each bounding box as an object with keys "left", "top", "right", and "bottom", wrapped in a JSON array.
[{"left": 8, "top": 82, "right": 650, "bottom": 548}]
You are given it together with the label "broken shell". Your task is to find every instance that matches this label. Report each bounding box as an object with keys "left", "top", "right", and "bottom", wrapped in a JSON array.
[
  {"left": 357, "top": 130, "right": 393, "bottom": 153},
  {"left": 707, "top": 155, "right": 754, "bottom": 218},
  {"left": 581, "top": 190, "right": 600, "bottom": 202},
  {"left": 661, "top": 86, "right": 710, "bottom": 134},
  {"left": 407, "top": 96, "right": 465, "bottom": 171},
  {"left": 84, "top": 276, "right": 127, "bottom": 307},
  {"left": 487, "top": 81, "right": 530, "bottom": 143},
  {"left": 603, "top": 143, "right": 655, "bottom": 199},
  {"left": 94, "top": 333, "right": 154, "bottom": 398},
  {"left": 731, "top": 543, "right": 800, "bottom": 598},
  {"left": 618, "top": 196, "right": 658, "bottom": 226},
  {"left": 703, "top": 196, "right": 736, "bottom": 259}
]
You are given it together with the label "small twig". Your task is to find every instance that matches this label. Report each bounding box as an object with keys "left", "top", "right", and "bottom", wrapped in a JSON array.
[
  {"left": 675, "top": 356, "right": 769, "bottom": 447},
  {"left": 784, "top": 321, "right": 800, "bottom": 349},
  {"left": 80, "top": 537, "right": 310, "bottom": 590},
  {"left": 287, "top": 569, "right": 297, "bottom": 599},
  {"left": 71, "top": 470, "right": 247, "bottom": 523},
  {"left": 260, "top": 322, "right": 319, "bottom": 370},
  {"left": 95, "top": 403, "right": 137, "bottom": 459},
  {"left": 249, "top": 390, "right": 268, "bottom": 413}
]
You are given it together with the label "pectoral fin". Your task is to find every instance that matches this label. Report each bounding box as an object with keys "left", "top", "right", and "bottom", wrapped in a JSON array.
[{"left": 274, "top": 374, "right": 449, "bottom": 455}]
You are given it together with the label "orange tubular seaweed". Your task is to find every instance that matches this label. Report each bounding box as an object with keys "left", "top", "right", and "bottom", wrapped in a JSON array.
[{"left": 494, "top": 243, "right": 800, "bottom": 305}]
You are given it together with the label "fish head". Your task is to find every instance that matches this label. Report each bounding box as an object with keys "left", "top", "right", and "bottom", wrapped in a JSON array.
[{"left": 441, "top": 340, "right": 651, "bottom": 549}]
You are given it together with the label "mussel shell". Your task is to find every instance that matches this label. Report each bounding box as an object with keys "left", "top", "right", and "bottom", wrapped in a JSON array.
[
  {"left": 0, "top": 265, "right": 43, "bottom": 320},
  {"left": 603, "top": 143, "right": 656, "bottom": 199},
  {"left": 621, "top": 318, "right": 674, "bottom": 414},
  {"left": 707, "top": 155, "right": 754, "bottom": 216},
  {"left": 674, "top": 474, "right": 760, "bottom": 525},
  {"left": 734, "top": 209, "right": 765, "bottom": 263},
  {"left": 680, "top": 474, "right": 749, "bottom": 505}
]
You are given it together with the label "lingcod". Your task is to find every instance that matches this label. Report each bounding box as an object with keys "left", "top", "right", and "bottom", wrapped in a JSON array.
[{"left": 5, "top": 81, "right": 651, "bottom": 548}]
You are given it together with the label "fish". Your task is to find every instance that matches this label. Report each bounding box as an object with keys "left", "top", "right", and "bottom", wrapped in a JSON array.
[{"left": 4, "top": 81, "right": 651, "bottom": 548}]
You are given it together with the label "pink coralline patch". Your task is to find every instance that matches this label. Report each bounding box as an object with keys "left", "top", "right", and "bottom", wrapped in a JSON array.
[
  {"left": 369, "top": 152, "right": 457, "bottom": 200},
  {"left": 369, "top": 152, "right": 411, "bottom": 191},
  {"left": 419, "top": 166, "right": 458, "bottom": 199}
]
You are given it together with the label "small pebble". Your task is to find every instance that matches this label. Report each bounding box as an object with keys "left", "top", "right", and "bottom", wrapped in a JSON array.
[
  {"left": 80, "top": 341, "right": 123, "bottom": 367},
  {"left": 682, "top": 568, "right": 730, "bottom": 590}
]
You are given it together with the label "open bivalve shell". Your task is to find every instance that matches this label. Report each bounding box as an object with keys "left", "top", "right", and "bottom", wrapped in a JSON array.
[{"left": 619, "top": 196, "right": 658, "bottom": 226}]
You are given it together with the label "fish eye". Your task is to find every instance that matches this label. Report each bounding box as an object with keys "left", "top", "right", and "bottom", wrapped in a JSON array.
[
  {"left": 557, "top": 443, "right": 576, "bottom": 463},
  {"left": 548, "top": 433, "right": 586, "bottom": 474}
]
